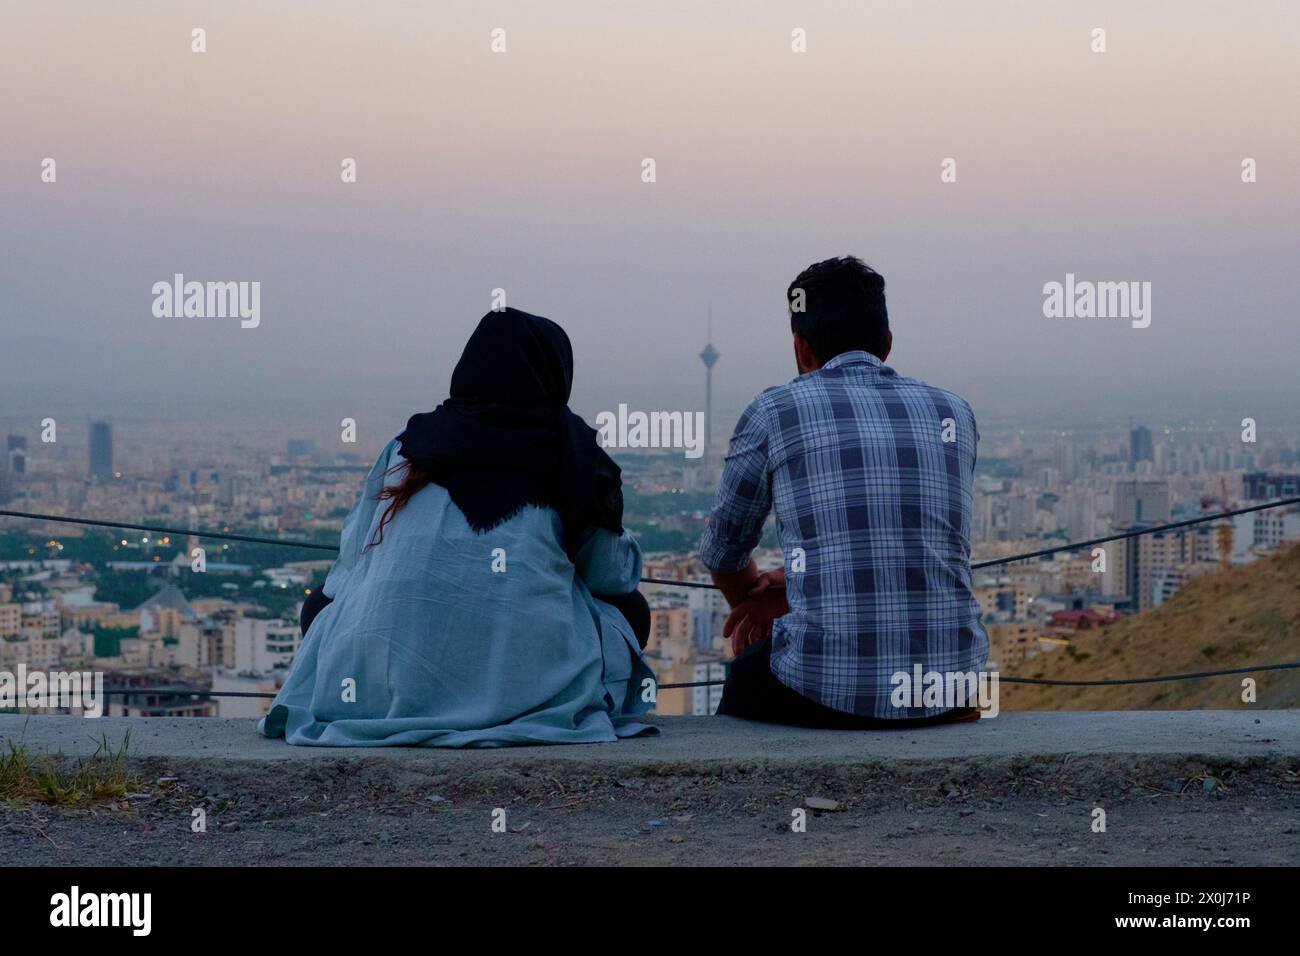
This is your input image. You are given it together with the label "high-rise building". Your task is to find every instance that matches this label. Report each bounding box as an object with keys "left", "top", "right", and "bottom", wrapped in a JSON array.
[
  {"left": 689, "top": 584, "right": 728, "bottom": 653},
  {"left": 286, "top": 438, "right": 315, "bottom": 460},
  {"left": 1243, "top": 471, "right": 1300, "bottom": 501},
  {"left": 698, "top": 306, "right": 720, "bottom": 472},
  {"left": 1114, "top": 479, "right": 1170, "bottom": 526},
  {"left": 1054, "top": 438, "right": 1078, "bottom": 480},
  {"left": 89, "top": 421, "right": 113, "bottom": 479},
  {"left": 5, "top": 435, "right": 27, "bottom": 477},
  {"left": 1127, "top": 524, "right": 1218, "bottom": 611},
  {"left": 1129, "top": 425, "right": 1154, "bottom": 468}
]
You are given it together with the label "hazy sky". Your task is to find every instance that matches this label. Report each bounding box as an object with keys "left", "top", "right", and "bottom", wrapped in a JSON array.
[{"left": 2, "top": 0, "right": 1297, "bottom": 442}]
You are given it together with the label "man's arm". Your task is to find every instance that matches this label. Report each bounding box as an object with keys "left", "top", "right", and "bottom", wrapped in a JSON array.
[
  {"left": 698, "top": 397, "right": 782, "bottom": 651},
  {"left": 699, "top": 397, "right": 772, "bottom": 587},
  {"left": 710, "top": 561, "right": 761, "bottom": 608}
]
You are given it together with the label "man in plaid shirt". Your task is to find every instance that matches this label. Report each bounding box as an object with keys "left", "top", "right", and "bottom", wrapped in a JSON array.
[{"left": 699, "top": 256, "right": 988, "bottom": 727}]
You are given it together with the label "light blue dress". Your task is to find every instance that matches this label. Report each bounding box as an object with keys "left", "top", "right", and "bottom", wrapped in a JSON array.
[{"left": 259, "top": 438, "right": 657, "bottom": 747}]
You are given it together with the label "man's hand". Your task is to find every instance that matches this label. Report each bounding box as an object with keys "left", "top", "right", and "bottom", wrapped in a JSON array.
[
  {"left": 723, "top": 568, "right": 790, "bottom": 656},
  {"left": 746, "top": 567, "right": 786, "bottom": 596}
]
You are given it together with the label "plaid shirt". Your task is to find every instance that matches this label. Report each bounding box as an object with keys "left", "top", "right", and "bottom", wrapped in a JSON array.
[{"left": 699, "top": 351, "right": 988, "bottom": 718}]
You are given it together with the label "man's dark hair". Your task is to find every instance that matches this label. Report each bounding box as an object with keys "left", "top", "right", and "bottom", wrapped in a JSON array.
[{"left": 787, "top": 256, "right": 889, "bottom": 362}]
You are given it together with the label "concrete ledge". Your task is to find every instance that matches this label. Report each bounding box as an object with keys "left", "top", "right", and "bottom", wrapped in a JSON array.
[
  {"left": 2, "top": 710, "right": 1295, "bottom": 767},
  {"left": 2, "top": 713, "right": 1298, "bottom": 866}
]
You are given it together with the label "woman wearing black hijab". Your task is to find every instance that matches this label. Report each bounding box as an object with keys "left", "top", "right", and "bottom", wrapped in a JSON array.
[{"left": 263, "top": 309, "right": 657, "bottom": 747}]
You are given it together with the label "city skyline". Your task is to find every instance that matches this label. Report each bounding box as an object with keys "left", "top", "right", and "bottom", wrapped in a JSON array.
[{"left": 3, "top": 1, "right": 1298, "bottom": 725}]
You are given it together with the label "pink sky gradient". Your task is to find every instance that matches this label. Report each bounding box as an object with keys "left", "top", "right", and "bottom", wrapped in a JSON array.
[{"left": 2, "top": 0, "right": 1297, "bottom": 429}]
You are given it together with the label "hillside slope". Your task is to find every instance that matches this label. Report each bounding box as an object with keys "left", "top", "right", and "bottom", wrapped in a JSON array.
[{"left": 1001, "top": 541, "right": 1300, "bottom": 711}]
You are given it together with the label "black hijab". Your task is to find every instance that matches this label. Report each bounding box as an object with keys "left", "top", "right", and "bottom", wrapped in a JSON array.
[{"left": 396, "top": 308, "right": 624, "bottom": 558}]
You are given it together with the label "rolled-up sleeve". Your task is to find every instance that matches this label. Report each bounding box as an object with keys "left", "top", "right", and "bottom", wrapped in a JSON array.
[{"left": 698, "top": 396, "right": 773, "bottom": 572}]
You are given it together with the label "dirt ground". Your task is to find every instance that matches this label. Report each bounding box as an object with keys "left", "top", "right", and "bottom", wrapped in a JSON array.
[{"left": 3, "top": 757, "right": 1297, "bottom": 866}]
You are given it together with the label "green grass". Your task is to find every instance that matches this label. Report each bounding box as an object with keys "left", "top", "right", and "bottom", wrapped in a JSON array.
[{"left": 0, "top": 730, "right": 140, "bottom": 807}]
